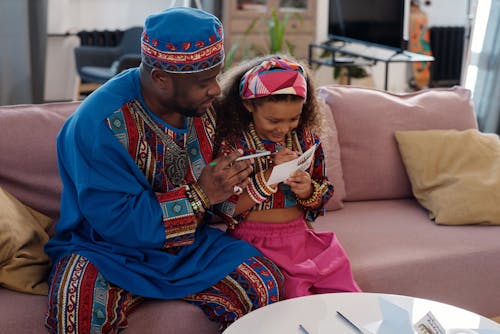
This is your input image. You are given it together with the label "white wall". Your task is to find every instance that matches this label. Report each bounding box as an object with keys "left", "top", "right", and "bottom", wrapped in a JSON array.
[
  {"left": 424, "top": 0, "right": 469, "bottom": 27},
  {"left": 47, "top": 0, "right": 171, "bottom": 34}
]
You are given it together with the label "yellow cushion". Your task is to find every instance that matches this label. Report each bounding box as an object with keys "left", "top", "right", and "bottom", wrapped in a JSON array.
[
  {"left": 0, "top": 187, "right": 52, "bottom": 294},
  {"left": 395, "top": 129, "right": 500, "bottom": 225}
]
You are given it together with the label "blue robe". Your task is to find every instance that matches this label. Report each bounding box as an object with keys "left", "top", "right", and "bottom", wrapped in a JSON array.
[{"left": 45, "top": 68, "right": 259, "bottom": 299}]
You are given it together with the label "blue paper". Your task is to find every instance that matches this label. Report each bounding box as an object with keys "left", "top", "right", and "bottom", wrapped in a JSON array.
[{"left": 364, "top": 297, "right": 414, "bottom": 334}]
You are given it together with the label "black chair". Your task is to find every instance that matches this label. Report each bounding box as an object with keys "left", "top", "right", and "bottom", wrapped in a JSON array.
[{"left": 74, "top": 26, "right": 143, "bottom": 98}]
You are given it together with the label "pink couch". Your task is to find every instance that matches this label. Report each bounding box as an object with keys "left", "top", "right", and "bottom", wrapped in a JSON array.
[{"left": 0, "top": 85, "right": 498, "bottom": 333}]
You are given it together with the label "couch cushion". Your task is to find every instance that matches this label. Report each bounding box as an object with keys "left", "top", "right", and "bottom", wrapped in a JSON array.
[
  {"left": 127, "top": 299, "right": 219, "bottom": 333},
  {"left": 0, "top": 288, "right": 48, "bottom": 333},
  {"left": 315, "top": 199, "right": 500, "bottom": 318},
  {"left": 395, "top": 129, "right": 500, "bottom": 225},
  {"left": 0, "top": 187, "right": 52, "bottom": 295},
  {"left": 317, "top": 94, "right": 345, "bottom": 210},
  {"left": 0, "top": 102, "right": 79, "bottom": 220},
  {"left": 318, "top": 85, "right": 477, "bottom": 202}
]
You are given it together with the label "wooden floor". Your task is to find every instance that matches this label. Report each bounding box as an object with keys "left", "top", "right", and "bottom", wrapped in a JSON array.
[
  {"left": 492, "top": 315, "right": 500, "bottom": 323},
  {"left": 74, "top": 82, "right": 101, "bottom": 101}
]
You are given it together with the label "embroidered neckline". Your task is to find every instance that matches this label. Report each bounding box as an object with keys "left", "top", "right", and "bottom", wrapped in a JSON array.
[{"left": 133, "top": 100, "right": 193, "bottom": 186}]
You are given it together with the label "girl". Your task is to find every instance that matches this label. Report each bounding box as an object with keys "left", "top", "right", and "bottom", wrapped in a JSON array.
[{"left": 214, "top": 55, "right": 360, "bottom": 298}]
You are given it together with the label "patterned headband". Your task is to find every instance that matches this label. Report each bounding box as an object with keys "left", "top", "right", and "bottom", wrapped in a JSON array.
[
  {"left": 141, "top": 7, "right": 224, "bottom": 73},
  {"left": 239, "top": 57, "right": 307, "bottom": 100}
]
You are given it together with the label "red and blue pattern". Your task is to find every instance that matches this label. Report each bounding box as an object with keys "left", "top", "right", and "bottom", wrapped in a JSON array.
[
  {"left": 46, "top": 254, "right": 283, "bottom": 333},
  {"left": 45, "top": 254, "right": 140, "bottom": 334},
  {"left": 184, "top": 255, "right": 283, "bottom": 330},
  {"left": 141, "top": 7, "right": 225, "bottom": 73},
  {"left": 107, "top": 100, "right": 215, "bottom": 249},
  {"left": 216, "top": 126, "right": 333, "bottom": 227}
]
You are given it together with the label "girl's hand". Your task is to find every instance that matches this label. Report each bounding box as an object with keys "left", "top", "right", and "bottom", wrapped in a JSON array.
[
  {"left": 284, "top": 170, "right": 313, "bottom": 199},
  {"left": 272, "top": 148, "right": 299, "bottom": 165}
]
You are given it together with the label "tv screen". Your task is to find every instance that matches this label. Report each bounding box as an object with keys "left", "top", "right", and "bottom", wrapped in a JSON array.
[{"left": 328, "top": 0, "right": 410, "bottom": 51}]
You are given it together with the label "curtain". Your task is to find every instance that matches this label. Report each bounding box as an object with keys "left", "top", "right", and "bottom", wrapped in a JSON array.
[
  {"left": 473, "top": 0, "right": 500, "bottom": 135},
  {"left": 0, "top": 0, "right": 47, "bottom": 105}
]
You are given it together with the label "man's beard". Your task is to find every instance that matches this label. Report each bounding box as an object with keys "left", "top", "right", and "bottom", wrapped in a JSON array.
[
  {"left": 169, "top": 96, "right": 206, "bottom": 118},
  {"left": 181, "top": 107, "right": 204, "bottom": 117}
]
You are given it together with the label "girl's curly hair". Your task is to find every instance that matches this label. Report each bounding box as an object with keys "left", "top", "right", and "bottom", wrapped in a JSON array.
[{"left": 214, "top": 54, "right": 323, "bottom": 153}]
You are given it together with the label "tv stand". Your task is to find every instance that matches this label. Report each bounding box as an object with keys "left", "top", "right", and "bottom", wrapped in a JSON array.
[{"left": 308, "top": 40, "right": 434, "bottom": 90}]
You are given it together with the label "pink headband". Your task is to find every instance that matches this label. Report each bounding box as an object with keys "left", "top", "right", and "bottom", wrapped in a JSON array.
[{"left": 239, "top": 57, "right": 307, "bottom": 100}]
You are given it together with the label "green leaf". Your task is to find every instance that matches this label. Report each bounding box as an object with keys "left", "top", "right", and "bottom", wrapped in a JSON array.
[{"left": 224, "top": 8, "right": 303, "bottom": 69}]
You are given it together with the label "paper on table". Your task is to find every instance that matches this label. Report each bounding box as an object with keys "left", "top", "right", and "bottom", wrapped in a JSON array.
[
  {"left": 447, "top": 330, "right": 500, "bottom": 334},
  {"left": 414, "top": 311, "right": 446, "bottom": 334},
  {"left": 363, "top": 297, "right": 414, "bottom": 334},
  {"left": 266, "top": 144, "right": 317, "bottom": 186}
]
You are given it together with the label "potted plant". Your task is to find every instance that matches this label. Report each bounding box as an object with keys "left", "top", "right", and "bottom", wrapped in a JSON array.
[{"left": 225, "top": 8, "right": 302, "bottom": 69}]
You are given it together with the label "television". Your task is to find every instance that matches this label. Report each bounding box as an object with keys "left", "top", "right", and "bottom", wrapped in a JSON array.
[{"left": 328, "top": 0, "right": 410, "bottom": 51}]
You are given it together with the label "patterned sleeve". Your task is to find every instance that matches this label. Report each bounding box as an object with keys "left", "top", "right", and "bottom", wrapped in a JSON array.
[
  {"left": 303, "top": 131, "right": 334, "bottom": 223},
  {"left": 155, "top": 188, "right": 201, "bottom": 249},
  {"left": 211, "top": 140, "right": 242, "bottom": 229},
  {"left": 153, "top": 110, "right": 218, "bottom": 248}
]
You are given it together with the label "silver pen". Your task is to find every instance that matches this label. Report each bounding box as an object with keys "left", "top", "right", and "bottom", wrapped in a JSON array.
[
  {"left": 235, "top": 150, "right": 272, "bottom": 161},
  {"left": 298, "top": 324, "right": 311, "bottom": 334},
  {"left": 336, "top": 311, "right": 365, "bottom": 333}
]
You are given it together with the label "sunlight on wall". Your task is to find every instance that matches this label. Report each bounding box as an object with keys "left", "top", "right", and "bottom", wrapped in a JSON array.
[{"left": 465, "top": 0, "right": 491, "bottom": 96}]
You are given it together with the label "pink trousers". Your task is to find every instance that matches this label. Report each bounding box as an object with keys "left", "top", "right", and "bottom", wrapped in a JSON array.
[{"left": 229, "top": 217, "right": 361, "bottom": 299}]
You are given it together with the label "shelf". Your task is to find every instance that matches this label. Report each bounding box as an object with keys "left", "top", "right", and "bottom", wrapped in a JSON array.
[{"left": 308, "top": 41, "right": 435, "bottom": 90}]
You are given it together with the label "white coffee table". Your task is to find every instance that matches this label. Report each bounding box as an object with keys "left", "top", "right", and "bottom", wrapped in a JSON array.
[{"left": 223, "top": 292, "right": 500, "bottom": 333}]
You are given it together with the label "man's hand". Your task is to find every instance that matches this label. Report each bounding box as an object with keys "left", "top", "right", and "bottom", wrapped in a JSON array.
[{"left": 197, "top": 150, "right": 254, "bottom": 204}]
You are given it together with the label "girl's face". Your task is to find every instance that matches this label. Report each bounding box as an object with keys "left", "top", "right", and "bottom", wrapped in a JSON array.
[{"left": 244, "top": 99, "right": 303, "bottom": 143}]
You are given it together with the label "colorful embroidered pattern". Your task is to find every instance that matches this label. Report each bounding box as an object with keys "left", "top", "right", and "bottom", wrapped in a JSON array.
[
  {"left": 47, "top": 254, "right": 283, "bottom": 333},
  {"left": 216, "top": 127, "right": 333, "bottom": 228},
  {"left": 239, "top": 56, "right": 307, "bottom": 100},
  {"left": 106, "top": 100, "right": 217, "bottom": 249},
  {"left": 183, "top": 255, "right": 284, "bottom": 330},
  {"left": 142, "top": 39, "right": 224, "bottom": 73},
  {"left": 141, "top": 7, "right": 224, "bottom": 73},
  {"left": 45, "top": 254, "right": 141, "bottom": 334}
]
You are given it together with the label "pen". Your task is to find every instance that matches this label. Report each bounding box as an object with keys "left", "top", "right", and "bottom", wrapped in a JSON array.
[
  {"left": 235, "top": 150, "right": 271, "bottom": 161},
  {"left": 209, "top": 150, "right": 271, "bottom": 166},
  {"left": 336, "top": 311, "right": 364, "bottom": 333},
  {"left": 298, "top": 324, "right": 310, "bottom": 334}
]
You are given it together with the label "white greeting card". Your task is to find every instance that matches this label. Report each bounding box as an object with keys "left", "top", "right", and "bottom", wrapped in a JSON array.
[{"left": 266, "top": 144, "right": 317, "bottom": 186}]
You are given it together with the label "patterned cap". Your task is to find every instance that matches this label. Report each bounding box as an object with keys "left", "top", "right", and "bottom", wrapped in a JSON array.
[
  {"left": 239, "top": 56, "right": 307, "bottom": 100},
  {"left": 141, "top": 7, "right": 224, "bottom": 73}
]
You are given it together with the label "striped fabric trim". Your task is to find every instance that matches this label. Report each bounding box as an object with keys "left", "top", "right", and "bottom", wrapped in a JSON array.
[
  {"left": 183, "top": 255, "right": 283, "bottom": 330},
  {"left": 46, "top": 254, "right": 140, "bottom": 334}
]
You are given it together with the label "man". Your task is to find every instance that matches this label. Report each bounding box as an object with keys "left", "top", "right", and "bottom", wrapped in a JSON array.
[{"left": 45, "top": 7, "right": 284, "bottom": 333}]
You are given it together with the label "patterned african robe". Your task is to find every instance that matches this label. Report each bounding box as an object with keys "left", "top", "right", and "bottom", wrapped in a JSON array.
[{"left": 45, "top": 68, "right": 259, "bottom": 299}]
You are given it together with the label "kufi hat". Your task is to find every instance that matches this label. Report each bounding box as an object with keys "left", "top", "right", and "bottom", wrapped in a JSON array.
[
  {"left": 239, "top": 56, "right": 307, "bottom": 100},
  {"left": 141, "top": 7, "right": 224, "bottom": 73}
]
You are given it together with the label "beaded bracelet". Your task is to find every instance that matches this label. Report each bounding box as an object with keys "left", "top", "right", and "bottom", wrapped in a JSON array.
[
  {"left": 191, "top": 183, "right": 211, "bottom": 210},
  {"left": 247, "top": 171, "right": 277, "bottom": 204},
  {"left": 185, "top": 184, "right": 205, "bottom": 215},
  {"left": 296, "top": 180, "right": 323, "bottom": 208},
  {"left": 255, "top": 170, "right": 278, "bottom": 195}
]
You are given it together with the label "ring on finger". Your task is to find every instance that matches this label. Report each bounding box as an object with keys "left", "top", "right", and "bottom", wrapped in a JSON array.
[{"left": 233, "top": 185, "right": 243, "bottom": 195}]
